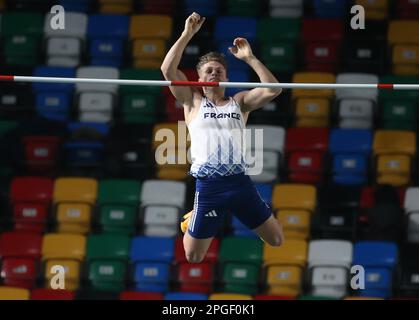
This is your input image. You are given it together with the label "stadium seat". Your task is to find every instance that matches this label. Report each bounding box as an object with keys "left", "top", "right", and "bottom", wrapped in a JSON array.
[
  {"left": 373, "top": 130, "right": 416, "bottom": 186},
  {"left": 269, "top": 0, "right": 303, "bottom": 18},
  {"left": 10, "top": 177, "right": 53, "bottom": 233},
  {"left": 142, "top": 0, "right": 177, "bottom": 15},
  {"left": 76, "top": 67, "right": 119, "bottom": 123},
  {"left": 209, "top": 293, "right": 252, "bottom": 300},
  {"left": 85, "top": 234, "right": 130, "bottom": 292},
  {"left": 292, "top": 72, "right": 335, "bottom": 128},
  {"left": 58, "top": 0, "right": 93, "bottom": 13},
  {"left": 355, "top": 0, "right": 389, "bottom": 20},
  {"left": 97, "top": 180, "right": 141, "bottom": 235},
  {"left": 31, "top": 289, "right": 75, "bottom": 300},
  {"left": 403, "top": 188, "right": 419, "bottom": 243},
  {"left": 177, "top": 262, "right": 214, "bottom": 294},
  {"left": 218, "top": 237, "right": 263, "bottom": 295},
  {"left": 352, "top": 241, "right": 398, "bottom": 298},
  {"left": 0, "top": 232, "right": 42, "bottom": 289},
  {"left": 379, "top": 75, "right": 419, "bottom": 130},
  {"left": 227, "top": 0, "right": 260, "bottom": 16},
  {"left": 263, "top": 239, "right": 308, "bottom": 297},
  {"left": 152, "top": 123, "right": 190, "bottom": 181},
  {"left": 1, "top": 12, "right": 43, "bottom": 66},
  {"left": 396, "top": 0, "right": 419, "bottom": 19},
  {"left": 335, "top": 73, "right": 379, "bottom": 129},
  {"left": 174, "top": 236, "right": 219, "bottom": 264},
  {"left": 42, "top": 233, "right": 86, "bottom": 291},
  {"left": 43, "top": 12, "right": 87, "bottom": 67},
  {"left": 53, "top": 178, "right": 98, "bottom": 234},
  {"left": 87, "top": 14, "right": 129, "bottom": 67},
  {"left": 165, "top": 292, "right": 208, "bottom": 300},
  {"left": 246, "top": 125, "right": 285, "bottom": 183},
  {"left": 307, "top": 240, "right": 353, "bottom": 299},
  {"left": 130, "top": 236, "right": 174, "bottom": 292},
  {"left": 312, "top": 0, "right": 350, "bottom": 18},
  {"left": 98, "top": 0, "right": 133, "bottom": 14},
  {"left": 399, "top": 245, "right": 419, "bottom": 297},
  {"left": 32, "top": 66, "right": 76, "bottom": 121},
  {"left": 257, "top": 18, "right": 300, "bottom": 73},
  {"left": 119, "top": 291, "right": 164, "bottom": 300},
  {"left": 129, "top": 14, "right": 173, "bottom": 68},
  {"left": 104, "top": 124, "right": 154, "bottom": 180},
  {"left": 388, "top": 21, "right": 419, "bottom": 75},
  {"left": 140, "top": 180, "right": 186, "bottom": 237},
  {"left": 64, "top": 122, "right": 109, "bottom": 174},
  {"left": 285, "top": 128, "right": 329, "bottom": 183},
  {"left": 301, "top": 19, "right": 343, "bottom": 72},
  {"left": 0, "top": 286, "right": 30, "bottom": 300},
  {"left": 329, "top": 129, "right": 372, "bottom": 185},
  {"left": 314, "top": 185, "right": 362, "bottom": 240}
]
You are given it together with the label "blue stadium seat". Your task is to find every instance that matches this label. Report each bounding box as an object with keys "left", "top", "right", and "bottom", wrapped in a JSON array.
[
  {"left": 33, "top": 66, "right": 75, "bottom": 121},
  {"left": 185, "top": 0, "right": 219, "bottom": 16},
  {"left": 329, "top": 129, "right": 372, "bottom": 186},
  {"left": 64, "top": 122, "right": 109, "bottom": 169},
  {"left": 87, "top": 14, "right": 129, "bottom": 67},
  {"left": 214, "top": 17, "right": 257, "bottom": 43},
  {"left": 59, "top": 0, "right": 92, "bottom": 12},
  {"left": 165, "top": 292, "right": 208, "bottom": 300},
  {"left": 313, "top": 0, "right": 350, "bottom": 18},
  {"left": 231, "top": 216, "right": 258, "bottom": 238},
  {"left": 352, "top": 241, "right": 398, "bottom": 299},
  {"left": 130, "top": 237, "right": 174, "bottom": 293},
  {"left": 224, "top": 69, "right": 250, "bottom": 97}
]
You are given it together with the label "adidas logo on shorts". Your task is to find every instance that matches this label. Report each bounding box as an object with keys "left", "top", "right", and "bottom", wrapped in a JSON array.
[{"left": 205, "top": 210, "right": 218, "bottom": 217}]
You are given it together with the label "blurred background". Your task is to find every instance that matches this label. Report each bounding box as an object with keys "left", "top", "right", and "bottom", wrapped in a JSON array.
[{"left": 0, "top": 0, "right": 419, "bottom": 300}]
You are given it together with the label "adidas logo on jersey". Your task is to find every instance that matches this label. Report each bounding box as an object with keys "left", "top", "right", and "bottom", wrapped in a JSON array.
[{"left": 205, "top": 210, "right": 218, "bottom": 217}]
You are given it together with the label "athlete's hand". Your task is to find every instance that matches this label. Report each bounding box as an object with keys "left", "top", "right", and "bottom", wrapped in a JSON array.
[
  {"left": 184, "top": 12, "right": 206, "bottom": 36},
  {"left": 228, "top": 37, "right": 255, "bottom": 62}
]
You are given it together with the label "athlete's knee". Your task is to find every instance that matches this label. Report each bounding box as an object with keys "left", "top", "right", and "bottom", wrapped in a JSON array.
[{"left": 185, "top": 250, "right": 206, "bottom": 263}]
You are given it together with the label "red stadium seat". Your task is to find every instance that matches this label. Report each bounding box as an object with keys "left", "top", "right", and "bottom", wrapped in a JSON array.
[
  {"left": 119, "top": 291, "right": 164, "bottom": 300},
  {"left": 177, "top": 263, "right": 214, "bottom": 293},
  {"left": 10, "top": 177, "right": 53, "bottom": 233},
  {"left": 0, "top": 232, "right": 42, "bottom": 289},
  {"left": 396, "top": 0, "right": 419, "bottom": 19},
  {"left": 285, "top": 128, "right": 329, "bottom": 184},
  {"left": 22, "top": 136, "right": 61, "bottom": 174},
  {"left": 31, "top": 289, "right": 75, "bottom": 300},
  {"left": 142, "top": 0, "right": 176, "bottom": 15}
]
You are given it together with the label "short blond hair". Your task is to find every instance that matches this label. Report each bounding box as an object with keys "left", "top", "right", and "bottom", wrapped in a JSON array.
[{"left": 196, "top": 52, "right": 228, "bottom": 73}]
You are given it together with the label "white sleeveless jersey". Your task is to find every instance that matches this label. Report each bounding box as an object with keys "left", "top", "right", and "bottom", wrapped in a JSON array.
[{"left": 188, "top": 96, "right": 248, "bottom": 178}]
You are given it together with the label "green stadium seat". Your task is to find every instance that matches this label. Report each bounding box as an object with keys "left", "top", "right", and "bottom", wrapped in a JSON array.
[
  {"left": 219, "top": 237, "right": 263, "bottom": 295},
  {"left": 86, "top": 234, "right": 131, "bottom": 292},
  {"left": 227, "top": 0, "right": 260, "bottom": 16},
  {"left": 1, "top": 12, "right": 43, "bottom": 66},
  {"left": 97, "top": 180, "right": 141, "bottom": 235}
]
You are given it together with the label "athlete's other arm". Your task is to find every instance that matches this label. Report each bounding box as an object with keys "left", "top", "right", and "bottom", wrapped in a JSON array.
[
  {"left": 160, "top": 12, "right": 205, "bottom": 110},
  {"left": 231, "top": 38, "right": 282, "bottom": 112}
]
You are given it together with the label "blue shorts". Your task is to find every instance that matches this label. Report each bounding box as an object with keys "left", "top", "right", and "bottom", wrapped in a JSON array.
[{"left": 188, "top": 173, "right": 272, "bottom": 239}]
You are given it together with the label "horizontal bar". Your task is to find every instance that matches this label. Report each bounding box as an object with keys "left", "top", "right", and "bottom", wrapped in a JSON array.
[{"left": 0, "top": 75, "right": 418, "bottom": 90}]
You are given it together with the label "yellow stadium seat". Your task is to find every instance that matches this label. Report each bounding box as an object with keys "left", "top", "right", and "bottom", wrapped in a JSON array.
[
  {"left": 133, "top": 59, "right": 164, "bottom": 69},
  {"left": 42, "top": 234, "right": 86, "bottom": 261},
  {"left": 263, "top": 239, "right": 308, "bottom": 267},
  {"left": 209, "top": 293, "right": 253, "bottom": 300},
  {"left": 56, "top": 204, "right": 91, "bottom": 234},
  {"left": 292, "top": 72, "right": 335, "bottom": 99},
  {"left": 271, "top": 184, "right": 317, "bottom": 213},
  {"left": 132, "top": 39, "right": 166, "bottom": 60},
  {"left": 53, "top": 178, "right": 97, "bottom": 234},
  {"left": 393, "top": 46, "right": 419, "bottom": 64},
  {"left": 0, "top": 287, "right": 30, "bottom": 300},
  {"left": 0, "top": 0, "right": 4, "bottom": 10},
  {"left": 373, "top": 131, "right": 416, "bottom": 156},
  {"left": 99, "top": 0, "right": 133, "bottom": 14},
  {"left": 44, "top": 260, "right": 81, "bottom": 291},
  {"left": 377, "top": 154, "right": 411, "bottom": 186},
  {"left": 295, "top": 99, "right": 330, "bottom": 118},
  {"left": 356, "top": 0, "right": 389, "bottom": 20},
  {"left": 393, "top": 65, "right": 419, "bottom": 76},
  {"left": 42, "top": 234, "right": 86, "bottom": 291},
  {"left": 277, "top": 210, "right": 311, "bottom": 240},
  {"left": 266, "top": 265, "right": 302, "bottom": 297},
  {"left": 388, "top": 21, "right": 419, "bottom": 46},
  {"left": 54, "top": 178, "right": 98, "bottom": 204},
  {"left": 129, "top": 15, "right": 173, "bottom": 40},
  {"left": 296, "top": 118, "right": 329, "bottom": 128}
]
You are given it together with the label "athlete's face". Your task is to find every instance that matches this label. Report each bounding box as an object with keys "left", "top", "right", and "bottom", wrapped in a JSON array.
[{"left": 198, "top": 61, "right": 228, "bottom": 83}]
